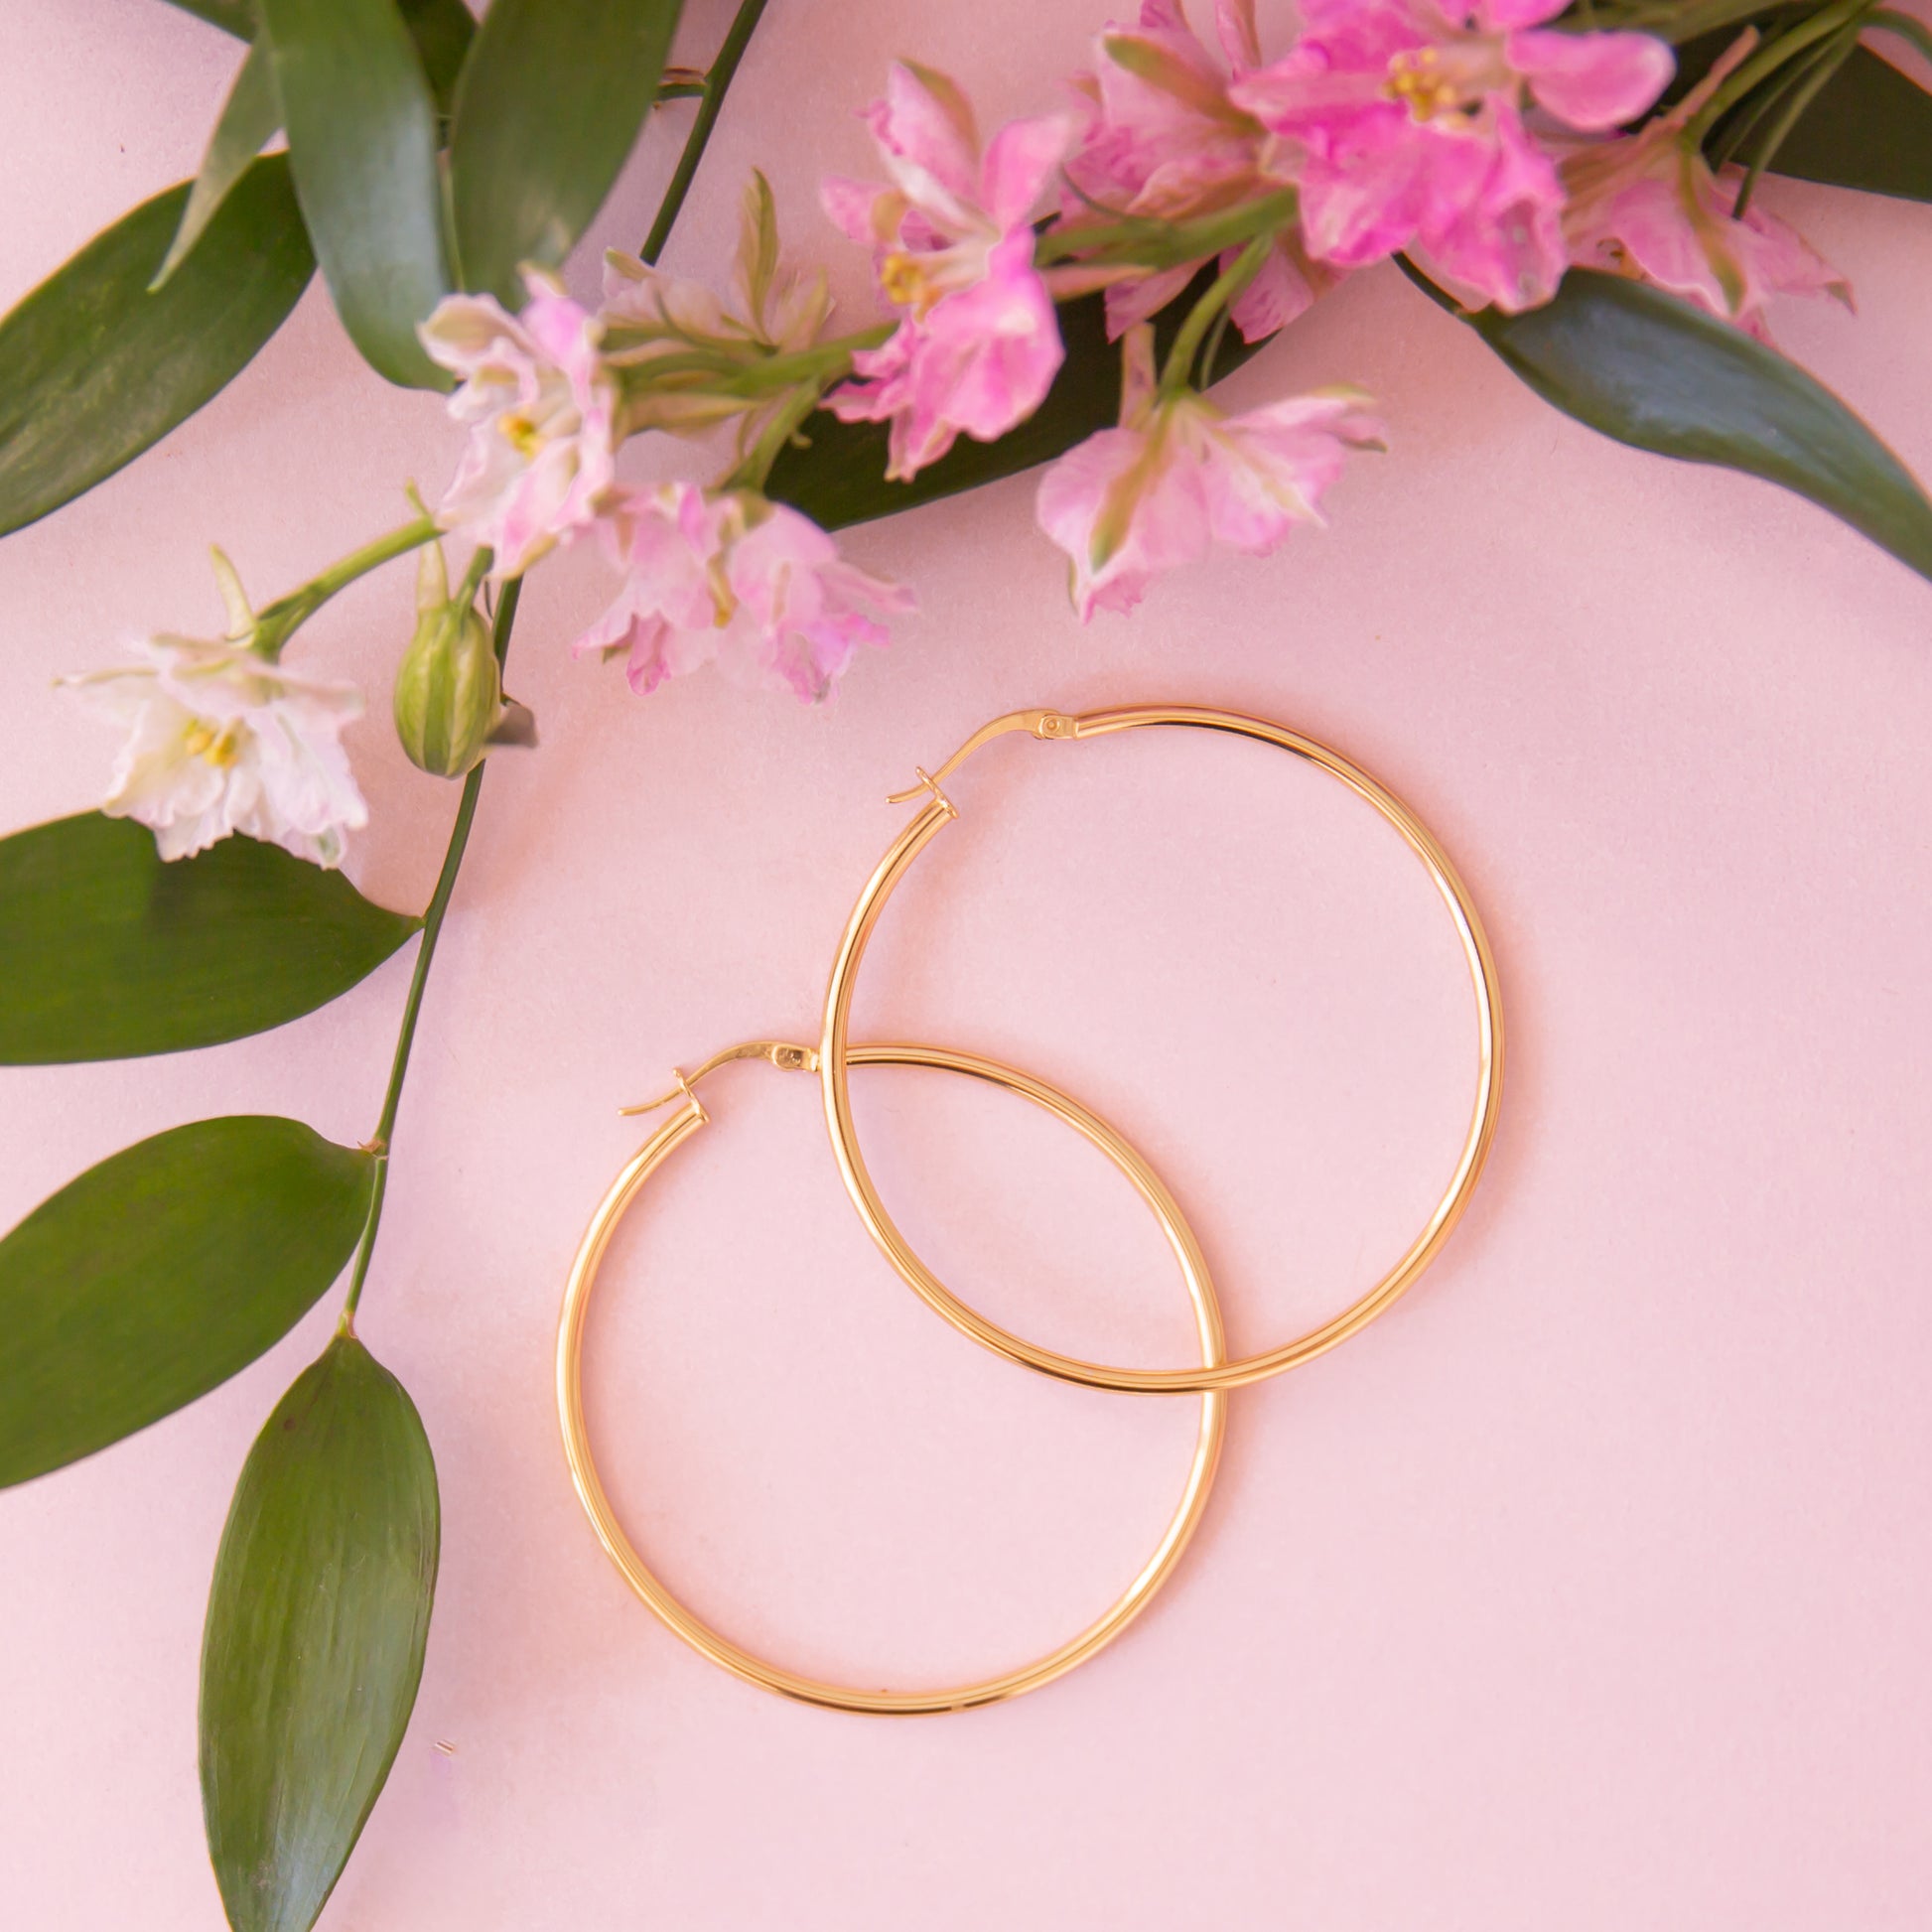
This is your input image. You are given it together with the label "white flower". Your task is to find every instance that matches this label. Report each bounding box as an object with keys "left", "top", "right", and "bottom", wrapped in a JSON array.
[{"left": 69, "top": 633, "right": 367, "bottom": 867}]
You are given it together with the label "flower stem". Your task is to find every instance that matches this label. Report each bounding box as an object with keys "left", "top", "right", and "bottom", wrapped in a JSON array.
[
  {"left": 1159, "top": 235, "right": 1268, "bottom": 399},
  {"left": 1688, "top": 0, "right": 1871, "bottom": 141},
  {"left": 255, "top": 513, "right": 440, "bottom": 657},
  {"left": 640, "top": 0, "right": 772, "bottom": 264},
  {"left": 340, "top": 577, "right": 521, "bottom": 1328}
]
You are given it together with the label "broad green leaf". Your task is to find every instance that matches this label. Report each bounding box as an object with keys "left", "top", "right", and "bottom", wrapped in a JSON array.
[
  {"left": 1437, "top": 265, "right": 1932, "bottom": 583},
  {"left": 0, "top": 156, "right": 312, "bottom": 537},
  {"left": 449, "top": 0, "right": 685, "bottom": 307},
  {"left": 0, "top": 814, "right": 419, "bottom": 1064},
  {"left": 1763, "top": 44, "right": 1932, "bottom": 204},
  {"left": 766, "top": 278, "right": 1268, "bottom": 531},
  {"left": 153, "top": 39, "right": 282, "bottom": 289},
  {"left": 259, "top": 0, "right": 451, "bottom": 388},
  {"left": 202, "top": 1333, "right": 438, "bottom": 1932},
  {"left": 0, "top": 1118, "right": 372, "bottom": 1489}
]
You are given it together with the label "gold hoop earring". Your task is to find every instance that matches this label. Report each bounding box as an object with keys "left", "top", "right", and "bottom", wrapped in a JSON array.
[
  {"left": 819, "top": 705, "right": 1505, "bottom": 1397},
  {"left": 557, "top": 1038, "right": 1229, "bottom": 1716}
]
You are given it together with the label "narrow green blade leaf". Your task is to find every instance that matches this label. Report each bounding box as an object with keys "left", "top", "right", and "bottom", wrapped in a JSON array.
[
  {"left": 766, "top": 278, "right": 1268, "bottom": 531},
  {"left": 0, "top": 814, "right": 420, "bottom": 1064},
  {"left": 202, "top": 1333, "right": 438, "bottom": 1932},
  {"left": 259, "top": 0, "right": 451, "bottom": 388},
  {"left": 1764, "top": 45, "right": 1932, "bottom": 204},
  {"left": 0, "top": 156, "right": 312, "bottom": 537},
  {"left": 152, "top": 38, "right": 283, "bottom": 290},
  {"left": 1443, "top": 266, "right": 1932, "bottom": 583},
  {"left": 0, "top": 1118, "right": 372, "bottom": 1489},
  {"left": 449, "top": 0, "right": 685, "bottom": 307}
]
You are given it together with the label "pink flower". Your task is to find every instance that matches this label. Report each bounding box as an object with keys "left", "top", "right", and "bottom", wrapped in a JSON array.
[
  {"left": 1062, "top": 1, "right": 1328, "bottom": 341},
  {"left": 823, "top": 63, "right": 1070, "bottom": 480},
  {"left": 574, "top": 486, "right": 914, "bottom": 703},
  {"left": 1560, "top": 38, "right": 1851, "bottom": 341},
  {"left": 1230, "top": 0, "right": 1673, "bottom": 311},
  {"left": 1035, "top": 325, "right": 1383, "bottom": 619},
  {"left": 419, "top": 270, "right": 617, "bottom": 578}
]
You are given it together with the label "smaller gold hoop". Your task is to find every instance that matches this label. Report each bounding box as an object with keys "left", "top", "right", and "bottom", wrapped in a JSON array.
[
  {"left": 557, "top": 1039, "right": 1228, "bottom": 1716},
  {"left": 820, "top": 704, "right": 1506, "bottom": 1396}
]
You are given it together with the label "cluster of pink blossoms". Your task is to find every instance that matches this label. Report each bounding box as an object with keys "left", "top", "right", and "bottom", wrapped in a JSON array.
[{"left": 415, "top": 0, "right": 1854, "bottom": 700}]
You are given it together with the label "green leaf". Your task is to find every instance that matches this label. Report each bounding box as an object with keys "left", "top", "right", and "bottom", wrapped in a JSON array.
[
  {"left": 1760, "top": 44, "right": 1932, "bottom": 204},
  {"left": 1437, "top": 265, "right": 1932, "bottom": 584},
  {"left": 766, "top": 277, "right": 1269, "bottom": 531},
  {"left": 152, "top": 38, "right": 282, "bottom": 290},
  {"left": 162, "top": 0, "right": 258, "bottom": 35},
  {"left": 0, "top": 814, "right": 419, "bottom": 1064},
  {"left": 0, "top": 156, "right": 312, "bottom": 537},
  {"left": 399, "top": 0, "right": 477, "bottom": 119},
  {"left": 0, "top": 1118, "right": 372, "bottom": 1489},
  {"left": 258, "top": 0, "right": 451, "bottom": 388},
  {"left": 201, "top": 1333, "right": 438, "bottom": 1932},
  {"left": 449, "top": 0, "right": 685, "bottom": 307}
]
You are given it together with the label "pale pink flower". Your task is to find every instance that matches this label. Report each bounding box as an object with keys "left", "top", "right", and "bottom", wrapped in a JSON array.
[
  {"left": 419, "top": 270, "right": 617, "bottom": 578},
  {"left": 1035, "top": 325, "right": 1382, "bottom": 619},
  {"left": 1560, "top": 37, "right": 1851, "bottom": 341},
  {"left": 68, "top": 628, "right": 366, "bottom": 865},
  {"left": 574, "top": 487, "right": 913, "bottom": 703},
  {"left": 823, "top": 63, "right": 1070, "bottom": 480},
  {"left": 1230, "top": 0, "right": 1673, "bottom": 312},
  {"left": 1062, "top": 1, "right": 1329, "bottom": 341}
]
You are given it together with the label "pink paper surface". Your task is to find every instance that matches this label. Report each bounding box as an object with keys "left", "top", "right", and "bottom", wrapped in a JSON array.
[{"left": 4, "top": 3, "right": 1931, "bottom": 1926}]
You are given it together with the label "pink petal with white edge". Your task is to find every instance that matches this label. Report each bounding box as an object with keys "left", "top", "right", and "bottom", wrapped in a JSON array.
[
  {"left": 869, "top": 63, "right": 981, "bottom": 225},
  {"left": 1510, "top": 28, "right": 1675, "bottom": 131},
  {"left": 979, "top": 112, "right": 1072, "bottom": 229},
  {"left": 820, "top": 175, "right": 892, "bottom": 245}
]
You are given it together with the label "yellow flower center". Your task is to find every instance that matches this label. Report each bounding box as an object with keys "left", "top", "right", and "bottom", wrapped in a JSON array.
[
  {"left": 498, "top": 411, "right": 544, "bottom": 457},
  {"left": 879, "top": 251, "right": 938, "bottom": 315},
  {"left": 1385, "top": 43, "right": 1506, "bottom": 123},
  {"left": 183, "top": 720, "right": 241, "bottom": 767}
]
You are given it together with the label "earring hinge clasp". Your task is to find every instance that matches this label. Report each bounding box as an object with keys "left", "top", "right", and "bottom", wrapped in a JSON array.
[{"left": 886, "top": 708, "right": 1082, "bottom": 807}]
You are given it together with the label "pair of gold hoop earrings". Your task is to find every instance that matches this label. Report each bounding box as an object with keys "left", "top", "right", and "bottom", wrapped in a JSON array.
[{"left": 558, "top": 705, "right": 1504, "bottom": 1715}]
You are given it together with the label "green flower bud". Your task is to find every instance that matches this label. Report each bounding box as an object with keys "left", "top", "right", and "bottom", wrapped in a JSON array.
[{"left": 393, "top": 544, "right": 504, "bottom": 778}]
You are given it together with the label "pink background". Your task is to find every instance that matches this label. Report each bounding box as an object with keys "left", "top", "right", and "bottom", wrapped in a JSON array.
[{"left": 4, "top": 2, "right": 1931, "bottom": 1925}]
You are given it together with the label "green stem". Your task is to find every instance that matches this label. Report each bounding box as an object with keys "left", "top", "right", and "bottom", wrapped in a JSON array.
[
  {"left": 1866, "top": 7, "right": 1932, "bottom": 62},
  {"left": 254, "top": 513, "right": 439, "bottom": 657},
  {"left": 1160, "top": 235, "right": 1268, "bottom": 398},
  {"left": 1688, "top": 0, "right": 1871, "bottom": 140},
  {"left": 341, "top": 577, "right": 520, "bottom": 1327},
  {"left": 1732, "top": 19, "right": 1863, "bottom": 214},
  {"left": 641, "top": 0, "right": 772, "bottom": 264},
  {"left": 1036, "top": 189, "right": 1297, "bottom": 271}
]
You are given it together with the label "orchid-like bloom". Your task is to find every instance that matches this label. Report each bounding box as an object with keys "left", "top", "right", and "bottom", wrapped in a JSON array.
[
  {"left": 823, "top": 63, "right": 1070, "bottom": 480},
  {"left": 419, "top": 270, "right": 617, "bottom": 579},
  {"left": 1062, "top": 0, "right": 1328, "bottom": 341},
  {"left": 1036, "top": 325, "right": 1383, "bottom": 619},
  {"left": 67, "top": 557, "right": 366, "bottom": 865},
  {"left": 574, "top": 486, "right": 913, "bottom": 703},
  {"left": 1561, "top": 39, "right": 1851, "bottom": 341},
  {"left": 601, "top": 171, "right": 836, "bottom": 449},
  {"left": 1231, "top": 0, "right": 1674, "bottom": 312}
]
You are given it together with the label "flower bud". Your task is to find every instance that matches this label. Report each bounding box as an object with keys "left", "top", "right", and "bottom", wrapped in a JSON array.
[{"left": 393, "top": 545, "right": 503, "bottom": 778}]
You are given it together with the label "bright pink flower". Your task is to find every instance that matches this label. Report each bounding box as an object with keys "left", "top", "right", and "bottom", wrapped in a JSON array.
[
  {"left": 1035, "top": 325, "right": 1383, "bottom": 619},
  {"left": 1230, "top": 0, "right": 1673, "bottom": 311},
  {"left": 1061, "top": 1, "right": 1328, "bottom": 342},
  {"left": 419, "top": 271, "right": 617, "bottom": 578},
  {"left": 823, "top": 63, "right": 1070, "bottom": 480},
  {"left": 1560, "top": 38, "right": 1851, "bottom": 341},
  {"left": 574, "top": 487, "right": 913, "bottom": 703}
]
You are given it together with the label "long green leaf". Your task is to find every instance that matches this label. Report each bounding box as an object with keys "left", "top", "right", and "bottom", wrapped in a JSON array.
[
  {"left": 0, "top": 156, "right": 312, "bottom": 537},
  {"left": 399, "top": 0, "right": 477, "bottom": 119},
  {"left": 201, "top": 1333, "right": 438, "bottom": 1932},
  {"left": 259, "top": 0, "right": 451, "bottom": 388},
  {"left": 1437, "top": 265, "right": 1932, "bottom": 583},
  {"left": 0, "top": 1118, "right": 372, "bottom": 1489},
  {"left": 449, "top": 0, "right": 685, "bottom": 307},
  {"left": 0, "top": 814, "right": 419, "bottom": 1064},
  {"left": 153, "top": 38, "right": 282, "bottom": 289},
  {"left": 766, "top": 278, "right": 1269, "bottom": 531},
  {"left": 162, "top": 0, "right": 258, "bottom": 34},
  {"left": 1765, "top": 44, "right": 1932, "bottom": 203}
]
